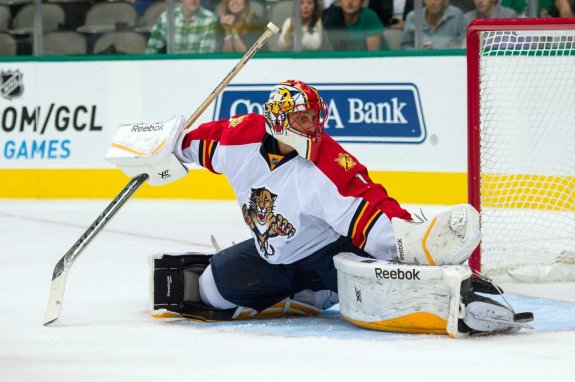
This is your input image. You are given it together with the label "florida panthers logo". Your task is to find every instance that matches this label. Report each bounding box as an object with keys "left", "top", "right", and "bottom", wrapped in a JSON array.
[
  {"left": 241, "top": 187, "right": 296, "bottom": 258},
  {"left": 264, "top": 90, "right": 291, "bottom": 134}
]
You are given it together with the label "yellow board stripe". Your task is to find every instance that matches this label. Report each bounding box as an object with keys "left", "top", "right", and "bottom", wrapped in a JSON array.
[
  {"left": 421, "top": 217, "right": 438, "bottom": 266},
  {"left": 0, "top": 169, "right": 467, "bottom": 203},
  {"left": 0, "top": 169, "right": 235, "bottom": 199}
]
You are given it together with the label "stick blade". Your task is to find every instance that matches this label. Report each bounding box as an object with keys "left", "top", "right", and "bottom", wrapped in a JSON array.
[{"left": 43, "top": 272, "right": 68, "bottom": 326}]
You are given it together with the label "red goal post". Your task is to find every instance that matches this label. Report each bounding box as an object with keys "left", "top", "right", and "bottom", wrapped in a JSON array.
[{"left": 467, "top": 18, "right": 575, "bottom": 282}]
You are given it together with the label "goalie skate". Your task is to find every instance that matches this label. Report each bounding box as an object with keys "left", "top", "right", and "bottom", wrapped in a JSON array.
[
  {"left": 463, "top": 295, "right": 534, "bottom": 334},
  {"left": 460, "top": 277, "right": 534, "bottom": 335}
]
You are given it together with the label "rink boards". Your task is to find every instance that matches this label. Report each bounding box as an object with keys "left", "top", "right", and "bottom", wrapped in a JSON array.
[{"left": 0, "top": 53, "right": 467, "bottom": 204}]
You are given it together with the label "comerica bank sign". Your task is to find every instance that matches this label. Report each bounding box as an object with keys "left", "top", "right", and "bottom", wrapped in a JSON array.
[{"left": 213, "top": 83, "right": 427, "bottom": 144}]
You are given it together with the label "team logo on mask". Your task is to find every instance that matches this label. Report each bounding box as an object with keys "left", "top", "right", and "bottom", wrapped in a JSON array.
[
  {"left": 334, "top": 153, "right": 357, "bottom": 171},
  {"left": 242, "top": 187, "right": 296, "bottom": 258}
]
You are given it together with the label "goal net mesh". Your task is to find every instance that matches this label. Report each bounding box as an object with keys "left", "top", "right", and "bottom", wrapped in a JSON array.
[{"left": 477, "top": 29, "right": 575, "bottom": 281}]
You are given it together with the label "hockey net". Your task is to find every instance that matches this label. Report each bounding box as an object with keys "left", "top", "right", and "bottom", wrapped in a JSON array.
[{"left": 467, "top": 18, "right": 575, "bottom": 282}]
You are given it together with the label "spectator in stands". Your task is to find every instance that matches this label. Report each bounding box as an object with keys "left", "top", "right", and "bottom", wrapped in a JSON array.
[
  {"left": 322, "top": 0, "right": 385, "bottom": 51},
  {"left": 501, "top": 0, "right": 561, "bottom": 17},
  {"left": 217, "top": 0, "right": 266, "bottom": 52},
  {"left": 464, "top": 0, "right": 517, "bottom": 28},
  {"left": 540, "top": 0, "right": 574, "bottom": 17},
  {"left": 400, "top": 0, "right": 466, "bottom": 50},
  {"left": 202, "top": 0, "right": 221, "bottom": 12},
  {"left": 450, "top": 0, "right": 476, "bottom": 13},
  {"left": 145, "top": 0, "right": 218, "bottom": 54},
  {"left": 368, "top": 0, "right": 414, "bottom": 29},
  {"left": 368, "top": 0, "right": 413, "bottom": 50},
  {"left": 126, "top": 0, "right": 154, "bottom": 16},
  {"left": 276, "top": 0, "right": 326, "bottom": 51}
]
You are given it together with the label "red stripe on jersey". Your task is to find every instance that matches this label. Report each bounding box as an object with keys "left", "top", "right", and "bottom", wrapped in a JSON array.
[
  {"left": 315, "top": 134, "right": 411, "bottom": 222},
  {"left": 359, "top": 210, "right": 383, "bottom": 249},
  {"left": 197, "top": 140, "right": 206, "bottom": 167},
  {"left": 349, "top": 201, "right": 384, "bottom": 249},
  {"left": 182, "top": 113, "right": 266, "bottom": 151},
  {"left": 199, "top": 140, "right": 218, "bottom": 173},
  {"left": 181, "top": 114, "right": 267, "bottom": 174}
]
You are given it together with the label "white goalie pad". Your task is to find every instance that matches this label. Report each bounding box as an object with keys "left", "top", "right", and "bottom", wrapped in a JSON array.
[
  {"left": 334, "top": 253, "right": 471, "bottom": 338},
  {"left": 392, "top": 204, "right": 481, "bottom": 266},
  {"left": 105, "top": 114, "right": 188, "bottom": 186}
]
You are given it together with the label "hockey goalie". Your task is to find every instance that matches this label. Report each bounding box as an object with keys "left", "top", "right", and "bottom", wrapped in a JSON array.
[{"left": 106, "top": 80, "right": 533, "bottom": 337}]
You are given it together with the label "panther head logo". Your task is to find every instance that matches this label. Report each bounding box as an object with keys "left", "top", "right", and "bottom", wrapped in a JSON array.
[{"left": 241, "top": 187, "right": 296, "bottom": 258}]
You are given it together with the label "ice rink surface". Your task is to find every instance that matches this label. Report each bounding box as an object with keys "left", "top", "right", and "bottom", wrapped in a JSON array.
[{"left": 1, "top": 199, "right": 574, "bottom": 382}]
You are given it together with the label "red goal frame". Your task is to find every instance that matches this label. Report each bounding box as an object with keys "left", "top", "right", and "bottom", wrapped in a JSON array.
[{"left": 466, "top": 17, "right": 575, "bottom": 273}]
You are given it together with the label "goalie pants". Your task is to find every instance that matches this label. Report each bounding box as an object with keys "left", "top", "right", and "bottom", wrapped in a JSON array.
[{"left": 210, "top": 237, "right": 368, "bottom": 312}]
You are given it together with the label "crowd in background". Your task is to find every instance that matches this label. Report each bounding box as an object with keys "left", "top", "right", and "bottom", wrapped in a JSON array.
[{"left": 0, "top": 0, "right": 574, "bottom": 55}]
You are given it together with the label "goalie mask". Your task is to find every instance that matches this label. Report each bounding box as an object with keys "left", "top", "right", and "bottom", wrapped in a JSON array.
[{"left": 264, "top": 80, "right": 328, "bottom": 161}]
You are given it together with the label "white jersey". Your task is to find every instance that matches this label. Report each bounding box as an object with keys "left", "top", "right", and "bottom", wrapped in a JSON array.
[{"left": 177, "top": 113, "right": 411, "bottom": 264}]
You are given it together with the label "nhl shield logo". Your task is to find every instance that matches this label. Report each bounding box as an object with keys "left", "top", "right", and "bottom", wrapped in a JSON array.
[{"left": 1, "top": 70, "right": 24, "bottom": 100}]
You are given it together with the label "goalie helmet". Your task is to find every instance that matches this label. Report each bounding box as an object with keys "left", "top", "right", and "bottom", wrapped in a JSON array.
[{"left": 264, "top": 80, "right": 328, "bottom": 161}]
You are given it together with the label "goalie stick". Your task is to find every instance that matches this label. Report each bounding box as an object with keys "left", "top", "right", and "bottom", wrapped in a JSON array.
[{"left": 43, "top": 22, "right": 280, "bottom": 326}]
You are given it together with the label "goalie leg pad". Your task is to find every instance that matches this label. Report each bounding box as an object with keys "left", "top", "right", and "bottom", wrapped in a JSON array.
[
  {"left": 334, "top": 252, "right": 470, "bottom": 337},
  {"left": 232, "top": 299, "right": 321, "bottom": 320},
  {"left": 149, "top": 256, "right": 183, "bottom": 318},
  {"left": 150, "top": 252, "right": 237, "bottom": 321},
  {"left": 335, "top": 253, "right": 534, "bottom": 337},
  {"left": 150, "top": 253, "right": 322, "bottom": 322},
  {"left": 392, "top": 204, "right": 481, "bottom": 266}
]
